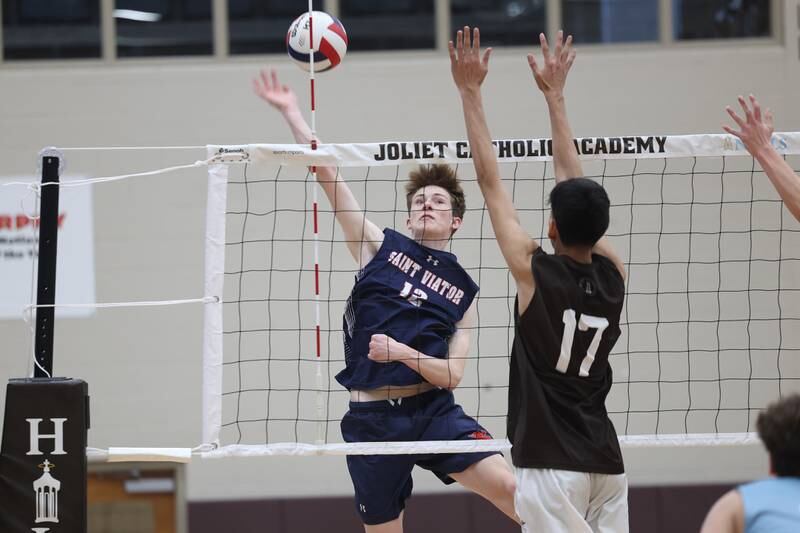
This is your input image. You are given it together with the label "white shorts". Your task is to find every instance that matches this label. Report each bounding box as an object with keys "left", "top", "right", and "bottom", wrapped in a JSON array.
[{"left": 514, "top": 467, "right": 629, "bottom": 533}]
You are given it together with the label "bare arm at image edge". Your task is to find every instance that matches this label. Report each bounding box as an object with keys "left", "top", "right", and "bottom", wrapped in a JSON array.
[
  {"left": 724, "top": 94, "right": 800, "bottom": 222},
  {"left": 699, "top": 490, "right": 745, "bottom": 533}
]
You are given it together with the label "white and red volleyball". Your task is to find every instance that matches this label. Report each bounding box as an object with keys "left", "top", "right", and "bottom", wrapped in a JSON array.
[{"left": 286, "top": 11, "right": 348, "bottom": 72}]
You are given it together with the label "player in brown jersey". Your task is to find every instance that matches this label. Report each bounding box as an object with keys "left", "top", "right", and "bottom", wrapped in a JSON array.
[{"left": 450, "top": 27, "right": 628, "bottom": 532}]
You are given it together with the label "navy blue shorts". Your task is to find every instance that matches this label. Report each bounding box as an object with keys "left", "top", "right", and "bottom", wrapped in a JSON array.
[{"left": 341, "top": 388, "right": 499, "bottom": 525}]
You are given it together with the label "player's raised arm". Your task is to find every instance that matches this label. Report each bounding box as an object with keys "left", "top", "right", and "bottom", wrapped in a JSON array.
[
  {"left": 527, "top": 31, "right": 581, "bottom": 181},
  {"left": 528, "top": 32, "right": 626, "bottom": 280},
  {"left": 253, "top": 69, "right": 383, "bottom": 267},
  {"left": 724, "top": 95, "right": 800, "bottom": 222},
  {"left": 699, "top": 490, "right": 744, "bottom": 533},
  {"left": 450, "top": 27, "right": 539, "bottom": 295}
]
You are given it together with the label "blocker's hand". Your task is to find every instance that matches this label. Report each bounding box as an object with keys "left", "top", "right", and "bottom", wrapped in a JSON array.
[
  {"left": 253, "top": 68, "right": 298, "bottom": 113},
  {"left": 527, "top": 30, "right": 576, "bottom": 99},
  {"left": 723, "top": 94, "right": 775, "bottom": 157},
  {"left": 449, "top": 26, "right": 492, "bottom": 94},
  {"left": 367, "top": 334, "right": 408, "bottom": 364}
]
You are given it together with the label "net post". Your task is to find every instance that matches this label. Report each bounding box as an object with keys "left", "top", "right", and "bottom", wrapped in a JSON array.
[
  {"left": 201, "top": 158, "right": 229, "bottom": 447},
  {"left": 0, "top": 378, "right": 90, "bottom": 532},
  {"left": 34, "top": 149, "right": 63, "bottom": 378}
]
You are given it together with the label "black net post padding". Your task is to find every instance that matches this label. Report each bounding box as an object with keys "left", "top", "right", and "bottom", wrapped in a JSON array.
[
  {"left": 34, "top": 152, "right": 62, "bottom": 378},
  {"left": 0, "top": 378, "right": 89, "bottom": 532}
]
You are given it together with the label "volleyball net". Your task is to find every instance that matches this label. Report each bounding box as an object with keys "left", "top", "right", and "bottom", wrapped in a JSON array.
[
  {"left": 4, "top": 133, "right": 799, "bottom": 461},
  {"left": 201, "top": 132, "right": 800, "bottom": 457}
]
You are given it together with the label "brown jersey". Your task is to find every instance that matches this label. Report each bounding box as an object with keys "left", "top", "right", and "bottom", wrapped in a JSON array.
[{"left": 507, "top": 247, "right": 625, "bottom": 474}]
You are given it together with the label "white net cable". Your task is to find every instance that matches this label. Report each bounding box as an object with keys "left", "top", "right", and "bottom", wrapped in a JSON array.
[{"left": 6, "top": 154, "right": 231, "bottom": 384}]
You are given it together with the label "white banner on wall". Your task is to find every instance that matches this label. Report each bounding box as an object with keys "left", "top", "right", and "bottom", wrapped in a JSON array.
[{"left": 0, "top": 178, "right": 95, "bottom": 320}]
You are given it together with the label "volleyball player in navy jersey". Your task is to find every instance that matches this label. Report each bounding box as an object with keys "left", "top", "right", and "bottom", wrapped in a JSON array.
[
  {"left": 253, "top": 70, "right": 517, "bottom": 532},
  {"left": 451, "top": 28, "right": 629, "bottom": 531}
]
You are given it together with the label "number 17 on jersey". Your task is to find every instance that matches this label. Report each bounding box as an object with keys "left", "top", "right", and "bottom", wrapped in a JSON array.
[{"left": 558, "top": 309, "right": 609, "bottom": 377}]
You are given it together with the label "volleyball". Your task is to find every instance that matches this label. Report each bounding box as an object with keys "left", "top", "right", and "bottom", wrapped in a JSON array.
[{"left": 286, "top": 11, "right": 348, "bottom": 72}]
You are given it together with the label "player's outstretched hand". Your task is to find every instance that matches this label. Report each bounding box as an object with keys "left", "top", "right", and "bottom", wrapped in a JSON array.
[
  {"left": 527, "top": 30, "right": 575, "bottom": 100},
  {"left": 723, "top": 94, "right": 775, "bottom": 157},
  {"left": 367, "top": 334, "right": 407, "bottom": 364},
  {"left": 253, "top": 68, "right": 298, "bottom": 114},
  {"left": 449, "top": 26, "right": 493, "bottom": 94}
]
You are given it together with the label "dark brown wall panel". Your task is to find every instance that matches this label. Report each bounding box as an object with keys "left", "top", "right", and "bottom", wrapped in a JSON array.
[{"left": 189, "top": 484, "right": 734, "bottom": 533}]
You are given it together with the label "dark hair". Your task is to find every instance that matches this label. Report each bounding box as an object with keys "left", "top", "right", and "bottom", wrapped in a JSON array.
[
  {"left": 757, "top": 394, "right": 800, "bottom": 476},
  {"left": 405, "top": 164, "right": 466, "bottom": 221},
  {"left": 549, "top": 178, "right": 610, "bottom": 247}
]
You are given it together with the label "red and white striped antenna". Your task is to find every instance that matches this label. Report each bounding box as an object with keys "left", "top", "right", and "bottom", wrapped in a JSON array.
[{"left": 306, "top": 1, "right": 325, "bottom": 445}]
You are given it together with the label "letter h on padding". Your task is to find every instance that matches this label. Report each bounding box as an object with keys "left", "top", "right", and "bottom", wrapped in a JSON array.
[{"left": 26, "top": 418, "right": 67, "bottom": 455}]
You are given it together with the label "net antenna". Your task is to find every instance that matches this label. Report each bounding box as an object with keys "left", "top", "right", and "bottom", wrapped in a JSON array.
[{"left": 306, "top": 0, "right": 326, "bottom": 446}]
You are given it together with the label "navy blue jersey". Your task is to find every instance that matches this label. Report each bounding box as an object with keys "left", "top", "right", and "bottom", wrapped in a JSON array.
[{"left": 335, "top": 229, "right": 479, "bottom": 390}]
